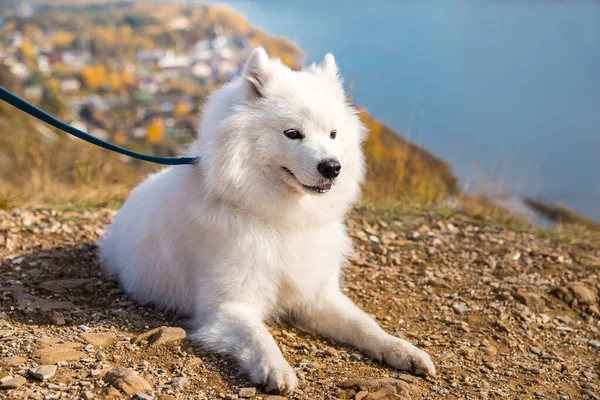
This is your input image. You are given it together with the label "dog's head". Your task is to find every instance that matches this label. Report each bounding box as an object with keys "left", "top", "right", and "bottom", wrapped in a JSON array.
[{"left": 194, "top": 48, "right": 367, "bottom": 225}]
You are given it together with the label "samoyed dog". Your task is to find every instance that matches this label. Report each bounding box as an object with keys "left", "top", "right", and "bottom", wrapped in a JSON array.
[{"left": 99, "top": 48, "right": 435, "bottom": 394}]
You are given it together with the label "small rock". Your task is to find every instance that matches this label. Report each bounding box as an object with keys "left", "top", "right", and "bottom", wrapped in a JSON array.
[
  {"left": 49, "top": 314, "right": 66, "bottom": 326},
  {"left": 136, "top": 393, "right": 154, "bottom": 400},
  {"left": 239, "top": 387, "right": 257, "bottom": 398},
  {"left": 539, "top": 313, "right": 551, "bottom": 323},
  {"left": 355, "top": 391, "right": 368, "bottom": 400},
  {"left": 81, "top": 391, "right": 94, "bottom": 399},
  {"left": 36, "top": 343, "right": 86, "bottom": 365},
  {"left": 570, "top": 284, "right": 598, "bottom": 305},
  {"left": 495, "top": 320, "right": 510, "bottom": 333},
  {"left": 397, "top": 374, "right": 418, "bottom": 384},
  {"left": 373, "top": 244, "right": 387, "bottom": 255},
  {"left": 103, "top": 367, "right": 152, "bottom": 395},
  {"left": 529, "top": 346, "right": 542, "bottom": 355},
  {"left": 514, "top": 291, "right": 545, "bottom": 312},
  {"left": 9, "top": 292, "right": 76, "bottom": 311},
  {"left": 38, "top": 279, "right": 96, "bottom": 294},
  {"left": 0, "top": 375, "right": 26, "bottom": 389},
  {"left": 99, "top": 387, "right": 122, "bottom": 398},
  {"left": 96, "top": 351, "right": 108, "bottom": 361},
  {"left": 133, "top": 326, "right": 186, "bottom": 347},
  {"left": 588, "top": 339, "right": 600, "bottom": 349},
  {"left": 368, "top": 235, "right": 380, "bottom": 244},
  {"left": 81, "top": 332, "right": 117, "bottom": 347},
  {"left": 338, "top": 377, "right": 416, "bottom": 395},
  {"left": 0, "top": 330, "right": 15, "bottom": 339},
  {"left": 452, "top": 303, "right": 469, "bottom": 314},
  {"left": 184, "top": 357, "right": 203, "bottom": 367},
  {"left": 324, "top": 347, "right": 339, "bottom": 357},
  {"left": 1, "top": 356, "right": 27, "bottom": 367},
  {"left": 171, "top": 377, "right": 191, "bottom": 388},
  {"left": 78, "top": 325, "right": 90, "bottom": 332},
  {"left": 556, "top": 326, "right": 573, "bottom": 332},
  {"left": 447, "top": 223, "right": 460, "bottom": 234},
  {"left": 459, "top": 345, "right": 476, "bottom": 358},
  {"left": 431, "top": 385, "right": 444, "bottom": 394},
  {"left": 562, "top": 364, "right": 577, "bottom": 373},
  {"left": 350, "top": 352, "right": 363, "bottom": 361},
  {"left": 29, "top": 365, "right": 57, "bottom": 380},
  {"left": 582, "top": 389, "right": 599, "bottom": 400},
  {"left": 534, "top": 391, "right": 545, "bottom": 397},
  {"left": 551, "top": 284, "right": 598, "bottom": 306}
]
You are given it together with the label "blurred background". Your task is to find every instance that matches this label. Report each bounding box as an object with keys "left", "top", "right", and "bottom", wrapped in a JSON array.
[{"left": 0, "top": 0, "right": 598, "bottom": 230}]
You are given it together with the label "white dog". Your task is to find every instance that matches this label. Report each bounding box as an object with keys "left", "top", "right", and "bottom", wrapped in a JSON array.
[{"left": 99, "top": 48, "right": 435, "bottom": 394}]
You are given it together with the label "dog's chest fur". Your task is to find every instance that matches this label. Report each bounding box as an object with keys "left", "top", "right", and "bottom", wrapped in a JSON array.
[{"left": 191, "top": 214, "right": 351, "bottom": 315}]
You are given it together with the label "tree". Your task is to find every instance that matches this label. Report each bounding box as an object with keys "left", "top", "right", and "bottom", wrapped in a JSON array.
[
  {"left": 146, "top": 119, "right": 164, "bottom": 144},
  {"left": 19, "top": 39, "right": 36, "bottom": 60},
  {"left": 40, "top": 80, "right": 64, "bottom": 116},
  {"left": 81, "top": 65, "right": 108, "bottom": 91},
  {"left": 108, "top": 73, "right": 123, "bottom": 91},
  {"left": 122, "top": 13, "right": 159, "bottom": 29}
]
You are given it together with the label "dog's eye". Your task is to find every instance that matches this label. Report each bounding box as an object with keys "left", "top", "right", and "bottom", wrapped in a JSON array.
[
  {"left": 330, "top": 130, "right": 337, "bottom": 139},
  {"left": 284, "top": 129, "right": 303, "bottom": 140}
]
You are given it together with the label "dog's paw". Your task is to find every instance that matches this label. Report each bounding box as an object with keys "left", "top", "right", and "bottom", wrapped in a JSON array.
[
  {"left": 248, "top": 357, "right": 298, "bottom": 395},
  {"left": 381, "top": 338, "right": 436, "bottom": 376}
]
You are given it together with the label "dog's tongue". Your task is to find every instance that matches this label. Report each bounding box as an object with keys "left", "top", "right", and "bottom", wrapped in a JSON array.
[{"left": 318, "top": 183, "right": 332, "bottom": 191}]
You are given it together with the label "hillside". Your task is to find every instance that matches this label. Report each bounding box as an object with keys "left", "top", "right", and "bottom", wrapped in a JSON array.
[
  {"left": 0, "top": 1, "right": 457, "bottom": 209},
  {"left": 0, "top": 207, "right": 598, "bottom": 399},
  {"left": 0, "top": 100, "right": 457, "bottom": 209},
  {"left": 0, "top": 67, "right": 153, "bottom": 209}
]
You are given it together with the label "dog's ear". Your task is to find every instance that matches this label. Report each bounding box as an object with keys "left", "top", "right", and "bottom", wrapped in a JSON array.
[
  {"left": 321, "top": 53, "right": 339, "bottom": 78},
  {"left": 242, "top": 47, "right": 272, "bottom": 99}
]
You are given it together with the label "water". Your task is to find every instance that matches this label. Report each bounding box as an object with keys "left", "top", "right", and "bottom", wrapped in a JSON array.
[{"left": 207, "top": 0, "right": 600, "bottom": 221}]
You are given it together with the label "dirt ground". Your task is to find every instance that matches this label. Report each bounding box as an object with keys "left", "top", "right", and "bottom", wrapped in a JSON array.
[{"left": 0, "top": 207, "right": 598, "bottom": 399}]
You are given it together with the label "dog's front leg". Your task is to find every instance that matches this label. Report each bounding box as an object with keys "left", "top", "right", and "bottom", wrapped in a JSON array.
[
  {"left": 293, "top": 289, "right": 435, "bottom": 376},
  {"left": 191, "top": 302, "right": 298, "bottom": 394}
]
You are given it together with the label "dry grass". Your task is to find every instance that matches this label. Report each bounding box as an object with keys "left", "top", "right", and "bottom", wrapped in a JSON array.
[
  {"left": 0, "top": 86, "right": 458, "bottom": 212},
  {"left": 0, "top": 99, "right": 155, "bottom": 208},
  {"left": 359, "top": 109, "right": 458, "bottom": 205}
]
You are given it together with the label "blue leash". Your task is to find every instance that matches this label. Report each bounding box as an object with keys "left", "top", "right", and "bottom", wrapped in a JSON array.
[{"left": 0, "top": 86, "right": 199, "bottom": 166}]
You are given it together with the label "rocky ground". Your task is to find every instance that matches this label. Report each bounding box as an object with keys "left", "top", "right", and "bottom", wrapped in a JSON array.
[{"left": 0, "top": 207, "right": 599, "bottom": 399}]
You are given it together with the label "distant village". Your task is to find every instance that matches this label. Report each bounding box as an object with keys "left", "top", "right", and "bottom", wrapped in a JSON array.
[{"left": 0, "top": 3, "right": 254, "bottom": 156}]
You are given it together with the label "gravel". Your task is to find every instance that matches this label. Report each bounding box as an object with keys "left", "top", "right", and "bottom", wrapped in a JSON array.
[{"left": 0, "top": 207, "right": 599, "bottom": 399}]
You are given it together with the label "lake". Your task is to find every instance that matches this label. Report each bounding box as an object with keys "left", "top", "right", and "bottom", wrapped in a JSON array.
[{"left": 206, "top": 0, "right": 600, "bottom": 221}]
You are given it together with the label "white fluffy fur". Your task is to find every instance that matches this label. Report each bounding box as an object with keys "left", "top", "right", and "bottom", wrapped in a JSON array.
[{"left": 99, "top": 48, "right": 435, "bottom": 394}]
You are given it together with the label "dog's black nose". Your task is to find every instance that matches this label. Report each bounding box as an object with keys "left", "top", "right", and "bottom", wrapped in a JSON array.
[{"left": 317, "top": 159, "right": 341, "bottom": 179}]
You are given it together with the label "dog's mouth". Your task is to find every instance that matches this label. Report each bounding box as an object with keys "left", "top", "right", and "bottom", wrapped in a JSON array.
[{"left": 282, "top": 167, "right": 332, "bottom": 194}]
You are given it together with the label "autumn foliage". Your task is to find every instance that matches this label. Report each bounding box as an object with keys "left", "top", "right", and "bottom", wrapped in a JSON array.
[
  {"left": 81, "top": 65, "right": 107, "bottom": 90},
  {"left": 359, "top": 109, "right": 458, "bottom": 204}
]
